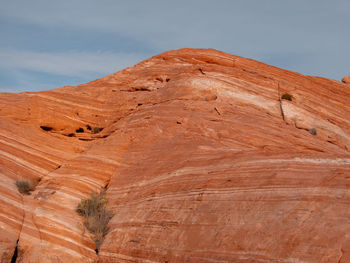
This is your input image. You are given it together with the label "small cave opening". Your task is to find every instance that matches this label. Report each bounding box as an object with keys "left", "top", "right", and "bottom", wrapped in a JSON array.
[
  {"left": 40, "top": 126, "right": 53, "bottom": 131},
  {"left": 76, "top": 128, "right": 84, "bottom": 133},
  {"left": 135, "top": 87, "right": 151, "bottom": 91},
  {"left": 86, "top": 125, "right": 92, "bottom": 131}
]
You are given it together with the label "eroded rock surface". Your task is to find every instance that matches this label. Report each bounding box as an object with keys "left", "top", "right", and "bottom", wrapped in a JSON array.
[
  {"left": 0, "top": 49, "right": 350, "bottom": 263},
  {"left": 342, "top": 75, "right": 350, "bottom": 84}
]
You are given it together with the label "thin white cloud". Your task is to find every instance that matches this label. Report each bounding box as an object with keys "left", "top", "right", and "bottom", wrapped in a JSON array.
[{"left": 0, "top": 49, "right": 146, "bottom": 78}]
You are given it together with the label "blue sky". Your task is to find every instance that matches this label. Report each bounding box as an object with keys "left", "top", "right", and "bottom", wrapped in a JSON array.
[{"left": 0, "top": 0, "right": 349, "bottom": 92}]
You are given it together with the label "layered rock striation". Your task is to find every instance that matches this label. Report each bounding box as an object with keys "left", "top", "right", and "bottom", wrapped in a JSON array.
[{"left": 0, "top": 49, "right": 350, "bottom": 263}]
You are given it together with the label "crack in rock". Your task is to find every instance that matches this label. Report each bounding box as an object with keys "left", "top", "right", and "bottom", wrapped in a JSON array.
[
  {"left": 10, "top": 239, "right": 19, "bottom": 263},
  {"left": 277, "top": 82, "right": 286, "bottom": 122}
]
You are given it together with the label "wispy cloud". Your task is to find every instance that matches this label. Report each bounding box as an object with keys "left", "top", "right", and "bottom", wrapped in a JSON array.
[
  {"left": 0, "top": 0, "right": 349, "bottom": 92},
  {"left": 0, "top": 49, "right": 147, "bottom": 78},
  {"left": 0, "top": 49, "right": 150, "bottom": 92}
]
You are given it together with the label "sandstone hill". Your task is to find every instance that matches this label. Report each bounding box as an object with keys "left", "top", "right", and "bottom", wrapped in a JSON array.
[{"left": 0, "top": 49, "right": 350, "bottom": 263}]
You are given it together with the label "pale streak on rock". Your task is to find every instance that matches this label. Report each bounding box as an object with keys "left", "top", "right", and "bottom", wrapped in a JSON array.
[
  {"left": 0, "top": 150, "right": 50, "bottom": 175},
  {"left": 26, "top": 93, "right": 116, "bottom": 112}
]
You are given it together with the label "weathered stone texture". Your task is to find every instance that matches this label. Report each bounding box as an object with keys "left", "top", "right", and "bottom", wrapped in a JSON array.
[{"left": 0, "top": 49, "right": 349, "bottom": 262}]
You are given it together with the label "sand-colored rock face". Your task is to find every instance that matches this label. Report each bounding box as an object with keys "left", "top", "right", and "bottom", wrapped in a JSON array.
[{"left": 1, "top": 48, "right": 350, "bottom": 263}]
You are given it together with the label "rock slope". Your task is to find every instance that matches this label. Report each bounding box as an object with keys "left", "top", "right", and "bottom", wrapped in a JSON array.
[{"left": 0, "top": 48, "right": 350, "bottom": 263}]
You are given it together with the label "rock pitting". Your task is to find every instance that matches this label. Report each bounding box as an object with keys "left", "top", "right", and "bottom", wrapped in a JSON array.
[{"left": 0, "top": 48, "right": 350, "bottom": 263}]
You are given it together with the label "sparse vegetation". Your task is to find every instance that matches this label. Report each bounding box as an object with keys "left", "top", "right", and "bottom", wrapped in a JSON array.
[
  {"left": 15, "top": 179, "right": 40, "bottom": 195},
  {"left": 281, "top": 93, "right": 292, "bottom": 101},
  {"left": 93, "top": 127, "right": 101, "bottom": 134},
  {"left": 76, "top": 191, "right": 113, "bottom": 249},
  {"left": 309, "top": 128, "right": 317, "bottom": 135}
]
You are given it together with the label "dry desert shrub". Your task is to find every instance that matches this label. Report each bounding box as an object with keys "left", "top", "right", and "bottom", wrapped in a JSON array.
[
  {"left": 281, "top": 93, "right": 293, "bottom": 101},
  {"left": 76, "top": 191, "right": 113, "bottom": 249},
  {"left": 15, "top": 179, "right": 40, "bottom": 195}
]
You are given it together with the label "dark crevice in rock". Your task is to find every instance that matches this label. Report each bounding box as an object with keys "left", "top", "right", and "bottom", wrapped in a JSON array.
[
  {"left": 337, "top": 248, "right": 343, "bottom": 263},
  {"left": 11, "top": 191, "right": 26, "bottom": 263},
  {"left": 76, "top": 128, "right": 84, "bottom": 133},
  {"left": 327, "top": 140, "right": 337, "bottom": 145},
  {"left": 64, "top": 133, "right": 76, "bottom": 137},
  {"left": 242, "top": 68, "right": 258, "bottom": 75},
  {"left": 294, "top": 123, "right": 309, "bottom": 132},
  {"left": 40, "top": 126, "right": 53, "bottom": 131},
  {"left": 135, "top": 87, "right": 151, "bottom": 91},
  {"left": 277, "top": 82, "right": 286, "bottom": 122},
  {"left": 10, "top": 240, "right": 19, "bottom": 263},
  {"left": 214, "top": 107, "right": 221, "bottom": 115},
  {"left": 198, "top": 68, "right": 206, "bottom": 75},
  {"left": 121, "top": 87, "right": 152, "bottom": 92}
]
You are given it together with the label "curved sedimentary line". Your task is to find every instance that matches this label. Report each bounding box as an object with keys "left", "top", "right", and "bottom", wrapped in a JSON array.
[
  {"left": 0, "top": 132, "right": 78, "bottom": 160},
  {"left": 22, "top": 217, "right": 92, "bottom": 249},
  {"left": 110, "top": 186, "right": 350, "bottom": 210},
  {"left": 26, "top": 94, "right": 116, "bottom": 112},
  {"left": 0, "top": 139, "right": 61, "bottom": 166},
  {"left": 0, "top": 211, "right": 23, "bottom": 228},
  {"left": 99, "top": 251, "right": 159, "bottom": 263},
  {"left": 20, "top": 231, "right": 95, "bottom": 259},
  {"left": 248, "top": 157, "right": 350, "bottom": 165},
  {"left": 0, "top": 194, "right": 25, "bottom": 210},
  {"left": 0, "top": 150, "right": 50, "bottom": 175},
  {"left": 100, "top": 247, "right": 309, "bottom": 263},
  {"left": 184, "top": 76, "right": 280, "bottom": 115},
  {"left": 108, "top": 156, "right": 350, "bottom": 194}
]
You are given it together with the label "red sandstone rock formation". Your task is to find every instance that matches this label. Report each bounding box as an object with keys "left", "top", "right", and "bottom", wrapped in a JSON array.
[
  {"left": 342, "top": 75, "right": 350, "bottom": 84},
  {"left": 0, "top": 49, "right": 350, "bottom": 263}
]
